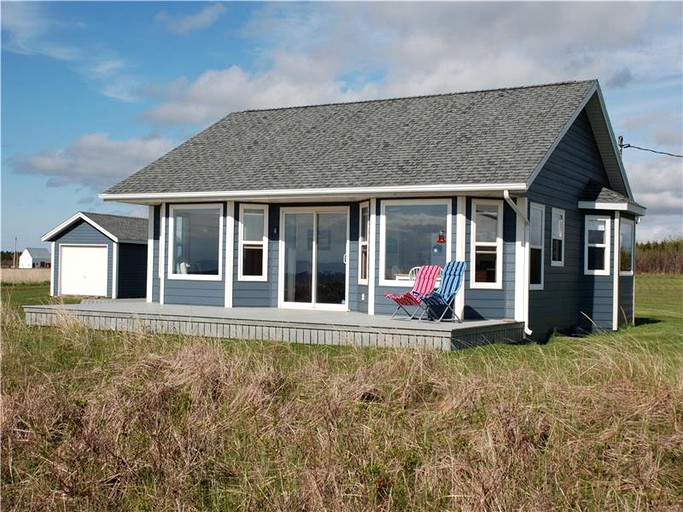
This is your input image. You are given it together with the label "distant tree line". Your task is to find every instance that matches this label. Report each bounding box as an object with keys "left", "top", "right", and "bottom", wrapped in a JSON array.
[
  {"left": 637, "top": 238, "right": 683, "bottom": 274},
  {"left": 1, "top": 251, "right": 20, "bottom": 268}
]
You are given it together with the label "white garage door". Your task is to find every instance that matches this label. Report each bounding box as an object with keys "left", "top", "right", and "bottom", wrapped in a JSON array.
[{"left": 60, "top": 245, "right": 109, "bottom": 296}]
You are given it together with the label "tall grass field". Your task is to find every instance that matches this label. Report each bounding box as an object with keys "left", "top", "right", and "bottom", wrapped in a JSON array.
[{"left": 2, "top": 276, "right": 682, "bottom": 511}]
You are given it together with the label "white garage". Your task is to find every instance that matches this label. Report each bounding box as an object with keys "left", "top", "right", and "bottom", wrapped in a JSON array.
[
  {"left": 43, "top": 211, "right": 148, "bottom": 298},
  {"left": 59, "top": 245, "right": 109, "bottom": 296}
]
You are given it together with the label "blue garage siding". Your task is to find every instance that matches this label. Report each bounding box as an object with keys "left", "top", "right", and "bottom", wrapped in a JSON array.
[
  {"left": 527, "top": 110, "right": 615, "bottom": 339},
  {"left": 53, "top": 220, "right": 114, "bottom": 297},
  {"left": 162, "top": 203, "right": 226, "bottom": 307},
  {"left": 462, "top": 198, "right": 515, "bottom": 320},
  {"left": 117, "top": 243, "right": 147, "bottom": 298}
]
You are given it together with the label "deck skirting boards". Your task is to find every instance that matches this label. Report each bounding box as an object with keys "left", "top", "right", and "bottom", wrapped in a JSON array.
[{"left": 24, "top": 305, "right": 524, "bottom": 351}]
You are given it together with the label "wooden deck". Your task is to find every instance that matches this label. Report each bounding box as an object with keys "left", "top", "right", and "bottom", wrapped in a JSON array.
[{"left": 24, "top": 300, "right": 525, "bottom": 351}]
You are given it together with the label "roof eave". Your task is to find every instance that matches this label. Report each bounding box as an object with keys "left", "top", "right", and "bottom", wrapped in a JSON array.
[
  {"left": 578, "top": 200, "right": 646, "bottom": 216},
  {"left": 42, "top": 212, "right": 120, "bottom": 243},
  {"left": 100, "top": 183, "right": 529, "bottom": 205}
]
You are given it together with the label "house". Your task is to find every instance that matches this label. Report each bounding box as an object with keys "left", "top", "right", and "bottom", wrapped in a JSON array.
[
  {"left": 19, "top": 248, "right": 51, "bottom": 268},
  {"left": 42, "top": 212, "right": 148, "bottom": 298},
  {"left": 101, "top": 80, "right": 645, "bottom": 341}
]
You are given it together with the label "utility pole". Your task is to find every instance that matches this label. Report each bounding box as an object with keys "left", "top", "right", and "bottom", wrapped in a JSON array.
[{"left": 14, "top": 236, "right": 17, "bottom": 268}]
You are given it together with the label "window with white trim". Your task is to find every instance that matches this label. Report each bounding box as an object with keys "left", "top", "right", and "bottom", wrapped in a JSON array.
[
  {"left": 169, "top": 204, "right": 223, "bottom": 280},
  {"left": 584, "top": 215, "right": 610, "bottom": 275},
  {"left": 380, "top": 199, "right": 450, "bottom": 286},
  {"left": 359, "top": 202, "right": 369, "bottom": 284},
  {"left": 619, "top": 218, "right": 635, "bottom": 275},
  {"left": 529, "top": 203, "right": 544, "bottom": 290},
  {"left": 238, "top": 204, "right": 268, "bottom": 281},
  {"left": 471, "top": 199, "right": 503, "bottom": 288},
  {"left": 551, "top": 208, "right": 565, "bottom": 266}
]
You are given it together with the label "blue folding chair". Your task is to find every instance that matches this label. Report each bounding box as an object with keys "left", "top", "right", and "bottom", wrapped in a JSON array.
[{"left": 420, "top": 261, "right": 467, "bottom": 322}]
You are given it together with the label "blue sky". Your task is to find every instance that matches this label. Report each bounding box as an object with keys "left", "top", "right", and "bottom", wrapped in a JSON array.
[{"left": 2, "top": 1, "right": 682, "bottom": 251}]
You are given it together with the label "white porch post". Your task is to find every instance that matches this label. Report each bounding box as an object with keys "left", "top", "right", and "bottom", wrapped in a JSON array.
[
  {"left": 513, "top": 197, "right": 530, "bottom": 334},
  {"left": 146, "top": 206, "right": 154, "bottom": 303},
  {"left": 368, "top": 198, "right": 377, "bottom": 315},
  {"left": 225, "top": 201, "right": 235, "bottom": 308},
  {"left": 612, "top": 212, "right": 620, "bottom": 330},
  {"left": 159, "top": 203, "right": 166, "bottom": 305},
  {"left": 455, "top": 196, "right": 467, "bottom": 320}
]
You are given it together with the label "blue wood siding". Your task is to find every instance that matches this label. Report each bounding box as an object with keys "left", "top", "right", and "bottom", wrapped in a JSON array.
[
  {"left": 618, "top": 275, "right": 634, "bottom": 325},
  {"left": 232, "top": 203, "right": 276, "bottom": 308},
  {"left": 462, "top": 198, "right": 515, "bottom": 320},
  {"left": 527, "top": 110, "right": 615, "bottom": 338},
  {"left": 163, "top": 203, "right": 226, "bottom": 307},
  {"left": 347, "top": 204, "right": 361, "bottom": 311},
  {"left": 152, "top": 206, "right": 160, "bottom": 302},
  {"left": 117, "top": 243, "right": 147, "bottom": 298},
  {"left": 53, "top": 220, "right": 114, "bottom": 298}
]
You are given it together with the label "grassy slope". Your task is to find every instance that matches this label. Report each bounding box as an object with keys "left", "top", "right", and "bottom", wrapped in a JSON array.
[{"left": 1, "top": 277, "right": 682, "bottom": 511}]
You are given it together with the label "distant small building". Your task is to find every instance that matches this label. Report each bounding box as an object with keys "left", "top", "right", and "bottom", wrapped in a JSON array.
[
  {"left": 42, "top": 212, "right": 148, "bottom": 298},
  {"left": 19, "top": 248, "right": 51, "bottom": 269}
]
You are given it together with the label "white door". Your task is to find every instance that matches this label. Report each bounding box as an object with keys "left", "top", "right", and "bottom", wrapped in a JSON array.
[{"left": 60, "top": 245, "right": 108, "bottom": 296}]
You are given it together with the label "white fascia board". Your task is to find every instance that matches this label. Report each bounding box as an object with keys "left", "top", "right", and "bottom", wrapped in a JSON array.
[
  {"left": 42, "top": 212, "right": 120, "bottom": 243},
  {"left": 99, "top": 183, "right": 528, "bottom": 204},
  {"left": 525, "top": 81, "right": 598, "bottom": 189},
  {"left": 578, "top": 201, "right": 646, "bottom": 216}
]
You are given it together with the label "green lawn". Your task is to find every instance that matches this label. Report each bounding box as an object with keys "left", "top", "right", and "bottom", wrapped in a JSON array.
[{"left": 1, "top": 275, "right": 681, "bottom": 511}]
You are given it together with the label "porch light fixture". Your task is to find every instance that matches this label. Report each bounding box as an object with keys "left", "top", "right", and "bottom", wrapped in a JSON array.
[{"left": 436, "top": 230, "right": 445, "bottom": 244}]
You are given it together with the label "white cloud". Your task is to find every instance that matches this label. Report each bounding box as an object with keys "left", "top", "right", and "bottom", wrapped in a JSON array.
[
  {"left": 155, "top": 3, "right": 227, "bottom": 34},
  {"left": 141, "top": 2, "right": 681, "bottom": 127},
  {"left": 1, "top": 2, "right": 141, "bottom": 102},
  {"left": 1, "top": 2, "right": 80, "bottom": 60},
  {"left": 624, "top": 157, "right": 683, "bottom": 241},
  {"left": 13, "top": 134, "right": 175, "bottom": 192}
]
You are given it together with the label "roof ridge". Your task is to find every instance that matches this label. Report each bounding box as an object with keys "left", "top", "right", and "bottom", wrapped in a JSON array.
[{"left": 241, "top": 79, "right": 597, "bottom": 114}]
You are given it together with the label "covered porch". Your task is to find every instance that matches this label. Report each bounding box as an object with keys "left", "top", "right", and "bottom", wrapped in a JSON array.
[{"left": 24, "top": 300, "right": 525, "bottom": 351}]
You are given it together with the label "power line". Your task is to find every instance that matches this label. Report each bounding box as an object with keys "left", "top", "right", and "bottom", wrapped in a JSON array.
[{"left": 617, "top": 136, "right": 683, "bottom": 158}]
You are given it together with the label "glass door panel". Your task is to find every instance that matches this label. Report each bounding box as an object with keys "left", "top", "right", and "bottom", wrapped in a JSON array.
[
  {"left": 282, "top": 208, "right": 348, "bottom": 308},
  {"left": 283, "top": 212, "right": 313, "bottom": 303},
  {"left": 316, "top": 212, "right": 347, "bottom": 305}
]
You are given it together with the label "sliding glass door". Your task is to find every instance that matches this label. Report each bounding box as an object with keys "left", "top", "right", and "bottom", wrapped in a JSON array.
[{"left": 281, "top": 208, "right": 348, "bottom": 309}]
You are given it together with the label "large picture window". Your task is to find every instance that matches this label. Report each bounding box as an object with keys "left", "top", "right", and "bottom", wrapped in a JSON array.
[
  {"left": 359, "top": 202, "right": 370, "bottom": 284},
  {"left": 169, "top": 204, "right": 222, "bottom": 280},
  {"left": 529, "top": 203, "right": 544, "bottom": 290},
  {"left": 551, "top": 208, "right": 565, "bottom": 266},
  {"left": 619, "top": 218, "right": 635, "bottom": 275},
  {"left": 584, "top": 215, "right": 610, "bottom": 276},
  {"left": 471, "top": 199, "right": 503, "bottom": 289},
  {"left": 238, "top": 204, "right": 268, "bottom": 281},
  {"left": 380, "top": 200, "right": 450, "bottom": 286}
]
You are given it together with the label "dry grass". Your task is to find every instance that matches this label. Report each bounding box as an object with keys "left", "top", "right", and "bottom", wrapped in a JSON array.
[
  {"left": 2, "top": 308, "right": 682, "bottom": 511},
  {"left": 0, "top": 268, "right": 50, "bottom": 284}
]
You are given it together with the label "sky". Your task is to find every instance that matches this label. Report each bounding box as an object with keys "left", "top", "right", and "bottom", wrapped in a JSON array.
[{"left": 2, "top": 1, "right": 682, "bottom": 252}]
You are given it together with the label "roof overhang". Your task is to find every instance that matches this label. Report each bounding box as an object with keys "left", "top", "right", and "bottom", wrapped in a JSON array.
[
  {"left": 100, "top": 182, "right": 528, "bottom": 205},
  {"left": 42, "top": 212, "right": 120, "bottom": 243},
  {"left": 578, "top": 200, "right": 646, "bottom": 216}
]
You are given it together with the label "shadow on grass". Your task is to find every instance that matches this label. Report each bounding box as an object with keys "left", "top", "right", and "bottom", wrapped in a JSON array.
[{"left": 634, "top": 317, "right": 661, "bottom": 327}]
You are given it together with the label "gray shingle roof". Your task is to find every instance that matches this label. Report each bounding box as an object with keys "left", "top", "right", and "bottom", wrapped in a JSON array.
[
  {"left": 25, "top": 248, "right": 50, "bottom": 259},
  {"left": 81, "top": 212, "right": 148, "bottom": 242},
  {"left": 105, "top": 80, "right": 597, "bottom": 196},
  {"left": 581, "top": 182, "right": 645, "bottom": 209}
]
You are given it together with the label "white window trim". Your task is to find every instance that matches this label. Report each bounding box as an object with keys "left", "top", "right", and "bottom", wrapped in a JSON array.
[
  {"left": 237, "top": 204, "right": 268, "bottom": 282},
  {"left": 379, "top": 198, "right": 452, "bottom": 288},
  {"left": 529, "top": 202, "right": 545, "bottom": 291},
  {"left": 358, "top": 202, "right": 370, "bottom": 285},
  {"left": 584, "top": 215, "right": 611, "bottom": 276},
  {"left": 551, "top": 207, "right": 565, "bottom": 267},
  {"left": 619, "top": 217, "right": 635, "bottom": 276},
  {"left": 167, "top": 203, "right": 224, "bottom": 281},
  {"left": 470, "top": 199, "right": 504, "bottom": 290}
]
